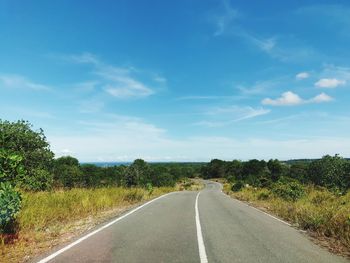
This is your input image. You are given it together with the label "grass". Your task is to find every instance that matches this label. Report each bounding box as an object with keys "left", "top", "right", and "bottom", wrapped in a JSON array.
[
  {"left": 0, "top": 186, "right": 175, "bottom": 262},
  {"left": 224, "top": 184, "right": 350, "bottom": 257}
]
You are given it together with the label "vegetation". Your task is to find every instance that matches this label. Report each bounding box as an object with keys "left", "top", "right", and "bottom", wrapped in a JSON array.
[
  {"left": 225, "top": 186, "right": 350, "bottom": 254},
  {"left": 2, "top": 118, "right": 350, "bottom": 259},
  {"left": 201, "top": 155, "right": 350, "bottom": 193},
  {"left": 206, "top": 157, "right": 350, "bottom": 254},
  {"left": 0, "top": 119, "right": 203, "bottom": 262},
  {"left": 0, "top": 183, "right": 21, "bottom": 235}
]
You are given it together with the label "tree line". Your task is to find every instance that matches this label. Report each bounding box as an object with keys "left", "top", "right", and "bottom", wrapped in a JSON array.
[
  {"left": 0, "top": 120, "right": 202, "bottom": 192},
  {"left": 200, "top": 156, "right": 350, "bottom": 192},
  {"left": 0, "top": 119, "right": 202, "bottom": 233}
]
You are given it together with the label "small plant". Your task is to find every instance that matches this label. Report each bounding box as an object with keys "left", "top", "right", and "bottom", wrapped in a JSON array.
[
  {"left": 272, "top": 180, "right": 305, "bottom": 202},
  {"left": 231, "top": 181, "right": 244, "bottom": 192},
  {"left": 146, "top": 183, "right": 153, "bottom": 195},
  {"left": 0, "top": 182, "right": 22, "bottom": 234},
  {"left": 257, "top": 189, "right": 271, "bottom": 200}
]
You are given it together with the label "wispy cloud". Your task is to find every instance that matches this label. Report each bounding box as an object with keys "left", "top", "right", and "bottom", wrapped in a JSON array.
[
  {"left": 0, "top": 74, "right": 52, "bottom": 91},
  {"left": 194, "top": 106, "right": 270, "bottom": 127},
  {"left": 315, "top": 78, "right": 346, "bottom": 88},
  {"left": 176, "top": 95, "right": 240, "bottom": 101},
  {"left": 296, "top": 4, "right": 350, "bottom": 36},
  {"left": 65, "top": 52, "right": 162, "bottom": 99},
  {"left": 212, "top": 0, "right": 239, "bottom": 36},
  {"left": 237, "top": 78, "right": 282, "bottom": 96},
  {"left": 262, "top": 91, "right": 333, "bottom": 106},
  {"left": 296, "top": 72, "right": 310, "bottom": 80},
  {"left": 210, "top": 2, "right": 316, "bottom": 62}
]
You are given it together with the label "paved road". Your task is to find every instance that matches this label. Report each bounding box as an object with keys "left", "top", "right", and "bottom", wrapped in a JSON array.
[{"left": 37, "top": 182, "right": 348, "bottom": 263}]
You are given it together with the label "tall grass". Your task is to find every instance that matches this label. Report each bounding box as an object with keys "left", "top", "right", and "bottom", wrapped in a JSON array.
[
  {"left": 1, "top": 186, "right": 174, "bottom": 262},
  {"left": 18, "top": 187, "right": 173, "bottom": 231},
  {"left": 226, "top": 185, "right": 350, "bottom": 251}
]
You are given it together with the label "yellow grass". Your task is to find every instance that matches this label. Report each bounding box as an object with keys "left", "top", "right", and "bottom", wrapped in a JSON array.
[
  {"left": 1, "top": 186, "right": 175, "bottom": 262},
  {"left": 224, "top": 184, "right": 350, "bottom": 255}
]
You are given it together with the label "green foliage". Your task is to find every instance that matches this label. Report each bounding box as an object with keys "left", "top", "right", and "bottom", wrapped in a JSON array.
[
  {"left": 0, "top": 120, "right": 54, "bottom": 190},
  {"left": 0, "top": 182, "right": 21, "bottom": 233},
  {"left": 308, "top": 155, "right": 348, "bottom": 191},
  {"left": 20, "top": 169, "right": 53, "bottom": 191},
  {"left": 231, "top": 181, "right": 244, "bottom": 192},
  {"left": 257, "top": 189, "right": 271, "bottom": 200},
  {"left": 0, "top": 149, "right": 25, "bottom": 185},
  {"left": 200, "top": 155, "right": 350, "bottom": 192},
  {"left": 272, "top": 180, "right": 305, "bottom": 201},
  {"left": 53, "top": 156, "right": 82, "bottom": 188}
]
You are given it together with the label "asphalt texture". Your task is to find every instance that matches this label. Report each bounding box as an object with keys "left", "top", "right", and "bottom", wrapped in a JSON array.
[{"left": 37, "top": 181, "right": 348, "bottom": 263}]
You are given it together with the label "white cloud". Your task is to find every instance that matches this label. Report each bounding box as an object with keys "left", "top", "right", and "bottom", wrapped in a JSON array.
[
  {"left": 262, "top": 91, "right": 333, "bottom": 106},
  {"left": 309, "top": 92, "right": 334, "bottom": 103},
  {"left": 104, "top": 76, "right": 154, "bottom": 99},
  {"left": 262, "top": 91, "right": 303, "bottom": 106},
  {"left": 213, "top": 0, "right": 239, "bottom": 36},
  {"left": 0, "top": 74, "right": 51, "bottom": 91},
  {"left": 210, "top": 2, "right": 315, "bottom": 62},
  {"left": 194, "top": 106, "right": 270, "bottom": 127},
  {"left": 50, "top": 131, "right": 350, "bottom": 162},
  {"left": 66, "top": 53, "right": 163, "bottom": 99},
  {"left": 296, "top": 72, "right": 310, "bottom": 80},
  {"left": 315, "top": 78, "right": 346, "bottom": 88}
]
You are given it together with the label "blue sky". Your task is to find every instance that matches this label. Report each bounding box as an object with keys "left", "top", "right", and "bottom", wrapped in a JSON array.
[{"left": 1, "top": 0, "right": 350, "bottom": 161}]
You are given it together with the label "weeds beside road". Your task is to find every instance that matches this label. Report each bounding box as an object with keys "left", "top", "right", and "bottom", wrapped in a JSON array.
[{"left": 224, "top": 184, "right": 350, "bottom": 258}]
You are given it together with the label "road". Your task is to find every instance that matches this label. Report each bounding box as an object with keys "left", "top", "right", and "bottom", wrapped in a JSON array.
[{"left": 37, "top": 181, "right": 348, "bottom": 263}]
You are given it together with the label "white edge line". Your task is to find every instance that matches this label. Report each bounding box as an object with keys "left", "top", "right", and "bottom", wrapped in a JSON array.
[
  {"left": 37, "top": 192, "right": 176, "bottom": 263},
  {"left": 220, "top": 190, "right": 291, "bottom": 226},
  {"left": 195, "top": 192, "right": 208, "bottom": 263}
]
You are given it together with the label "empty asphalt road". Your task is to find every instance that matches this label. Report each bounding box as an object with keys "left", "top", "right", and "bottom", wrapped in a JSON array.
[{"left": 37, "top": 182, "right": 348, "bottom": 263}]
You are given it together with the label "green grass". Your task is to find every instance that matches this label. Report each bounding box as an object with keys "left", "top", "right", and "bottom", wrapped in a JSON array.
[
  {"left": 224, "top": 184, "right": 350, "bottom": 254},
  {"left": 1, "top": 186, "right": 175, "bottom": 262}
]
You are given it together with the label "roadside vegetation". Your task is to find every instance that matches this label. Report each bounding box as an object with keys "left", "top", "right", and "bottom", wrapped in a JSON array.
[
  {"left": 0, "top": 119, "right": 203, "bottom": 262},
  {"left": 201, "top": 157, "right": 350, "bottom": 256}
]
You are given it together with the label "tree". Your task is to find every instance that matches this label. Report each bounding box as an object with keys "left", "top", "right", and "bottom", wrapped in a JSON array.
[
  {"left": 289, "top": 162, "right": 309, "bottom": 183},
  {"left": 308, "top": 155, "right": 348, "bottom": 190},
  {"left": 226, "top": 160, "right": 243, "bottom": 181},
  {"left": 0, "top": 149, "right": 24, "bottom": 185},
  {"left": 202, "top": 159, "right": 226, "bottom": 179},
  {"left": 53, "top": 156, "right": 82, "bottom": 188},
  {"left": 126, "top": 159, "right": 151, "bottom": 187},
  {"left": 267, "top": 159, "right": 284, "bottom": 182},
  {"left": 0, "top": 120, "right": 54, "bottom": 190}
]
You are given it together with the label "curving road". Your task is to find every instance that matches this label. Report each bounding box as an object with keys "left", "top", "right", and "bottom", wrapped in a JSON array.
[{"left": 36, "top": 181, "right": 348, "bottom": 263}]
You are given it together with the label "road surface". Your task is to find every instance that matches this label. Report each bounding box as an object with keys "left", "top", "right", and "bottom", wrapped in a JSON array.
[{"left": 37, "top": 181, "right": 348, "bottom": 263}]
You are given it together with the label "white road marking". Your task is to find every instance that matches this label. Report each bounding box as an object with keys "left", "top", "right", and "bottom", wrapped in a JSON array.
[
  {"left": 37, "top": 192, "right": 176, "bottom": 263},
  {"left": 210, "top": 180, "right": 291, "bottom": 227},
  {"left": 245, "top": 204, "right": 291, "bottom": 226},
  {"left": 220, "top": 190, "right": 291, "bottom": 226},
  {"left": 195, "top": 192, "right": 208, "bottom": 263}
]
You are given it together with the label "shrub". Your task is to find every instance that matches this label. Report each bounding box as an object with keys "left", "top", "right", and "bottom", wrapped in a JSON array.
[
  {"left": 0, "top": 182, "right": 21, "bottom": 233},
  {"left": 0, "top": 150, "right": 24, "bottom": 185},
  {"left": 231, "top": 180, "right": 244, "bottom": 192},
  {"left": 0, "top": 120, "right": 54, "bottom": 190},
  {"left": 272, "top": 180, "right": 305, "bottom": 201},
  {"left": 19, "top": 169, "right": 53, "bottom": 191},
  {"left": 257, "top": 189, "right": 271, "bottom": 200}
]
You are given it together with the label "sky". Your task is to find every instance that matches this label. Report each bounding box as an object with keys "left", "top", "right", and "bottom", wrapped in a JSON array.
[{"left": 1, "top": 0, "right": 350, "bottom": 162}]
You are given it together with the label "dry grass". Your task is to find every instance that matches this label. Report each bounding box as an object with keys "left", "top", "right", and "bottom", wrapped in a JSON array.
[
  {"left": 224, "top": 184, "right": 350, "bottom": 257},
  {"left": 0, "top": 186, "right": 175, "bottom": 263}
]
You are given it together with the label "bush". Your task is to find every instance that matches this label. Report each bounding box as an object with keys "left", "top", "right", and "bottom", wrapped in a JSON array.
[
  {"left": 0, "top": 182, "right": 21, "bottom": 233},
  {"left": 0, "top": 120, "right": 54, "bottom": 190},
  {"left": 0, "top": 150, "right": 25, "bottom": 185},
  {"left": 20, "top": 169, "right": 53, "bottom": 191},
  {"left": 231, "top": 181, "right": 244, "bottom": 192},
  {"left": 272, "top": 180, "right": 305, "bottom": 201},
  {"left": 257, "top": 189, "right": 271, "bottom": 200}
]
